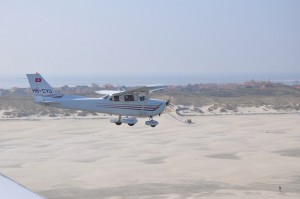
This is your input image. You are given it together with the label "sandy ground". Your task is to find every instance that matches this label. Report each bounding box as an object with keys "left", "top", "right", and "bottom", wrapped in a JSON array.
[{"left": 0, "top": 114, "right": 300, "bottom": 199}]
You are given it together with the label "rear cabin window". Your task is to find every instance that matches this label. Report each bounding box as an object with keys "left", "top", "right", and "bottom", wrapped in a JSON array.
[{"left": 124, "top": 95, "right": 134, "bottom": 101}]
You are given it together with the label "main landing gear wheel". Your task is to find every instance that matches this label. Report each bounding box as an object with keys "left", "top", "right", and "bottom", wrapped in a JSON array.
[
  {"left": 111, "top": 116, "right": 137, "bottom": 126},
  {"left": 145, "top": 117, "right": 158, "bottom": 127}
]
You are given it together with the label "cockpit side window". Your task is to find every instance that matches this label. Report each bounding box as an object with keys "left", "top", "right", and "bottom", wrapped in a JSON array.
[
  {"left": 103, "top": 95, "right": 109, "bottom": 99},
  {"left": 113, "top": 96, "right": 120, "bottom": 101},
  {"left": 124, "top": 95, "right": 134, "bottom": 101}
]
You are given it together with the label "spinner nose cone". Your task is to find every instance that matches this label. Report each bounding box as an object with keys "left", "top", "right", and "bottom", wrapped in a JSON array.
[{"left": 166, "top": 99, "right": 171, "bottom": 106}]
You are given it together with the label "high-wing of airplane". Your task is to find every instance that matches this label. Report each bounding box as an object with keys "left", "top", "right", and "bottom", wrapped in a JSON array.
[{"left": 26, "top": 73, "right": 168, "bottom": 127}]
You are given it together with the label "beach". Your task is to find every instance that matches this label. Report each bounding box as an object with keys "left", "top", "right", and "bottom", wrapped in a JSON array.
[{"left": 0, "top": 114, "right": 300, "bottom": 198}]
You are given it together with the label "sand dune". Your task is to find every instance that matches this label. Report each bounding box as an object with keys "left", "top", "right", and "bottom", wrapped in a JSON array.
[{"left": 0, "top": 114, "right": 300, "bottom": 198}]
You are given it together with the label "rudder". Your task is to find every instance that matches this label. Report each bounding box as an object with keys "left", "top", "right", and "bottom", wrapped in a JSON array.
[{"left": 26, "top": 73, "right": 59, "bottom": 97}]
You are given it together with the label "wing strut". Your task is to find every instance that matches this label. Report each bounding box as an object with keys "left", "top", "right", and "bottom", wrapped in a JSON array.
[{"left": 140, "top": 91, "right": 149, "bottom": 116}]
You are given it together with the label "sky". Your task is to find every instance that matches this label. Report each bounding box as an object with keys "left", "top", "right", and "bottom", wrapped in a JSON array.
[{"left": 0, "top": 0, "right": 300, "bottom": 83}]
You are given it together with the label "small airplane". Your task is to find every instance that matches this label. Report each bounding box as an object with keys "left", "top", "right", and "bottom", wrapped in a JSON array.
[{"left": 26, "top": 73, "right": 169, "bottom": 127}]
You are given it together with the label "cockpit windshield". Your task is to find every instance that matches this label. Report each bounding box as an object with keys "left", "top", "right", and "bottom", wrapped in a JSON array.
[{"left": 102, "top": 95, "right": 109, "bottom": 99}]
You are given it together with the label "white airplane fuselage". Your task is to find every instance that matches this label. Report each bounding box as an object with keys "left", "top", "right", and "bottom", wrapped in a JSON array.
[{"left": 38, "top": 95, "right": 166, "bottom": 117}]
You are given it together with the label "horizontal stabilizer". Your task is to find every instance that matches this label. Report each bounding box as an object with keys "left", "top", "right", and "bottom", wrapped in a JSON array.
[{"left": 36, "top": 101, "right": 61, "bottom": 105}]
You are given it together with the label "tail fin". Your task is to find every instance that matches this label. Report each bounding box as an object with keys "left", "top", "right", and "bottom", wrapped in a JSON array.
[{"left": 26, "top": 73, "right": 61, "bottom": 102}]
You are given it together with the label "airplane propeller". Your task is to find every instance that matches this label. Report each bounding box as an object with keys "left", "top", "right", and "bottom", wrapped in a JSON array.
[{"left": 166, "top": 99, "right": 171, "bottom": 106}]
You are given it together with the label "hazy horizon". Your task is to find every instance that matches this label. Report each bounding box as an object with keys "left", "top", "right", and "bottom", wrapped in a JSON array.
[{"left": 0, "top": 72, "right": 299, "bottom": 89}]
